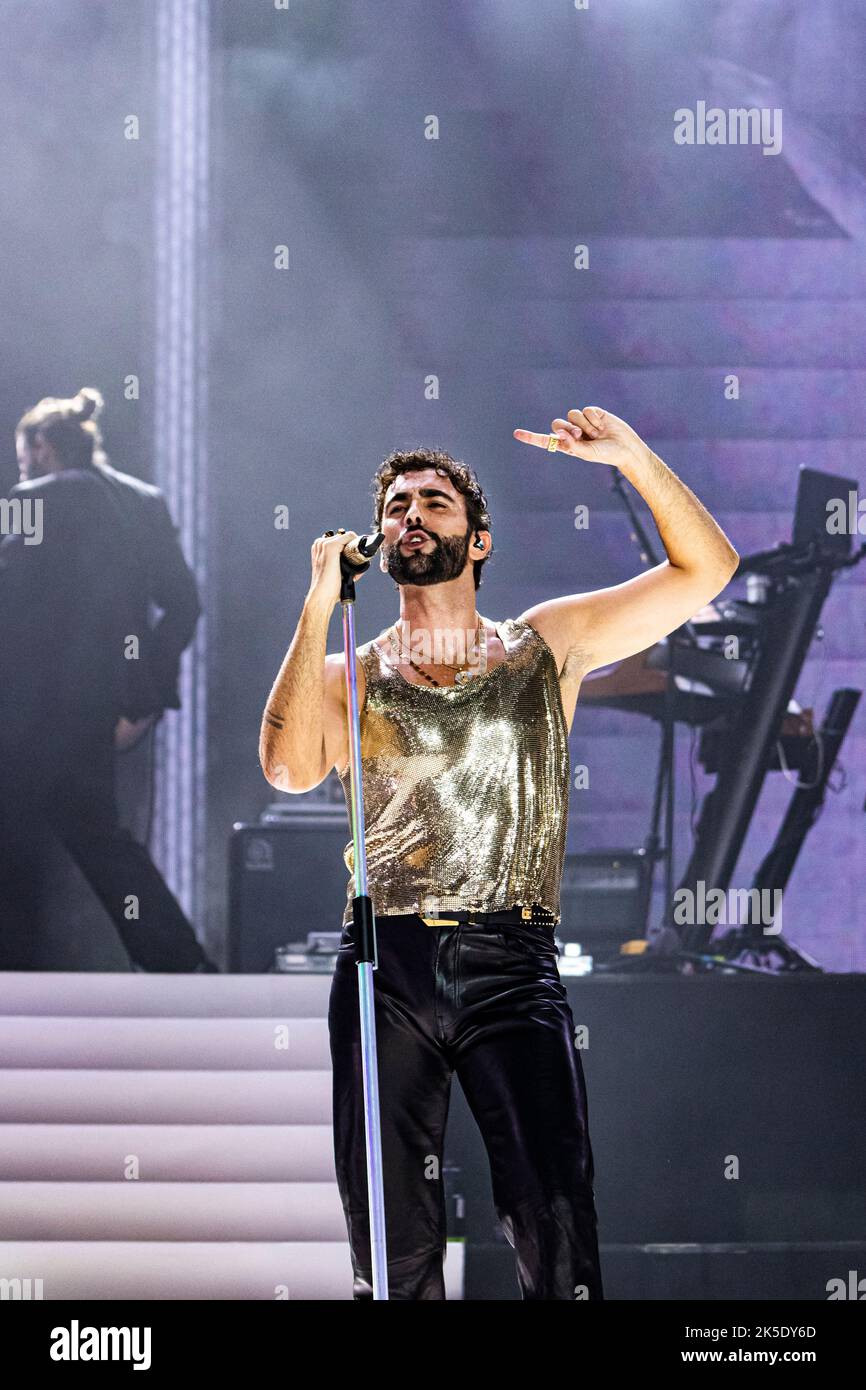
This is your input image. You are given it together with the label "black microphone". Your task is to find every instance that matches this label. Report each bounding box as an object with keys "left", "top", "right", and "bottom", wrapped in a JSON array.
[{"left": 341, "top": 530, "right": 384, "bottom": 569}]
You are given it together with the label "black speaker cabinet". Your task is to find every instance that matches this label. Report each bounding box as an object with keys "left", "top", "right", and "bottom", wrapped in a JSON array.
[
  {"left": 558, "top": 850, "right": 650, "bottom": 950},
  {"left": 228, "top": 805, "right": 350, "bottom": 971}
]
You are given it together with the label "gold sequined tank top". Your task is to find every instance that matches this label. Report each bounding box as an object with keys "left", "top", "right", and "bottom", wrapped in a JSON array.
[{"left": 337, "top": 616, "right": 570, "bottom": 925}]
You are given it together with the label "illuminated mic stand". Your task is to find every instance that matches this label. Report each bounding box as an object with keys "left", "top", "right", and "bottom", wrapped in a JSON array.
[{"left": 339, "top": 530, "right": 389, "bottom": 1299}]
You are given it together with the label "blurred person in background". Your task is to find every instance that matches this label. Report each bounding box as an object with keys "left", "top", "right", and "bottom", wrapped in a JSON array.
[{"left": 0, "top": 387, "right": 217, "bottom": 972}]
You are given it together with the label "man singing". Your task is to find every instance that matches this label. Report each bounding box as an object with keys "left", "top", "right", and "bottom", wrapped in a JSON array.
[{"left": 259, "top": 404, "right": 738, "bottom": 1299}]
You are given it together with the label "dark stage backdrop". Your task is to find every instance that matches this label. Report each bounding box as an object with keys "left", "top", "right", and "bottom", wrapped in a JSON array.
[{"left": 0, "top": 0, "right": 863, "bottom": 969}]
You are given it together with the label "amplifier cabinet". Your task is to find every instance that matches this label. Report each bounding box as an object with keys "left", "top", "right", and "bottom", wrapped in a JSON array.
[{"left": 228, "top": 807, "right": 350, "bottom": 972}]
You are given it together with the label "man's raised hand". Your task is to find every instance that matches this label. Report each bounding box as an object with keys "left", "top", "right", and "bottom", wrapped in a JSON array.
[{"left": 513, "top": 405, "right": 650, "bottom": 473}]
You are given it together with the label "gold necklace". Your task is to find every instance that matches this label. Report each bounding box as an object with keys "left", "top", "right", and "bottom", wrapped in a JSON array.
[{"left": 388, "top": 616, "right": 486, "bottom": 687}]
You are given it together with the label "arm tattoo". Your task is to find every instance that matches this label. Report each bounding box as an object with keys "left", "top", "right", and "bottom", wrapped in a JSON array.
[{"left": 264, "top": 712, "right": 285, "bottom": 731}]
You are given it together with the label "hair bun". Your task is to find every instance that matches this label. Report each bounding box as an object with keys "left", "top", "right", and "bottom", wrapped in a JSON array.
[{"left": 74, "top": 387, "right": 104, "bottom": 422}]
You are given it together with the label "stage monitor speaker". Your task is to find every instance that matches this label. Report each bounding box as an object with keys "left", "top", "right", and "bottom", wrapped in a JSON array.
[
  {"left": 228, "top": 804, "right": 350, "bottom": 972},
  {"left": 558, "top": 850, "right": 650, "bottom": 951}
]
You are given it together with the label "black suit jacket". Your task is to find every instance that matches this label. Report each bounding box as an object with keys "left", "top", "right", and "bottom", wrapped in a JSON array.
[{"left": 0, "top": 462, "right": 201, "bottom": 753}]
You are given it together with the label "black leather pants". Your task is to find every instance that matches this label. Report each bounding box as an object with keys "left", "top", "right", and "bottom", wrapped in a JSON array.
[
  {"left": 328, "top": 911, "right": 604, "bottom": 1300},
  {"left": 0, "top": 724, "right": 213, "bottom": 972}
]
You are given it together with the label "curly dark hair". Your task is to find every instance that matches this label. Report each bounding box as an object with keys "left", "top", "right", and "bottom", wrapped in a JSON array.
[{"left": 371, "top": 446, "right": 493, "bottom": 590}]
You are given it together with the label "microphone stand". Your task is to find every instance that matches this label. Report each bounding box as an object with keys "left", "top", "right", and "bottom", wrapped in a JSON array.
[{"left": 338, "top": 531, "right": 389, "bottom": 1298}]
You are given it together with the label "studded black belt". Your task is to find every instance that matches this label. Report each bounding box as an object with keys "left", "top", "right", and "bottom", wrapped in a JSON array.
[{"left": 417, "top": 903, "right": 558, "bottom": 928}]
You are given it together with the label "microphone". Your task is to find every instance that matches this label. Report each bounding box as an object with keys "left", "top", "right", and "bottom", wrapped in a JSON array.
[{"left": 341, "top": 530, "right": 384, "bottom": 569}]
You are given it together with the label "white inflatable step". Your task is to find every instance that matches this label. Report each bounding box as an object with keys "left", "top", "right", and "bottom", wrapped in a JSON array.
[
  {"left": 0, "top": 1070, "right": 333, "bottom": 1124},
  {"left": 0, "top": 1016, "right": 331, "bottom": 1070},
  {"left": 0, "top": 1125, "right": 336, "bottom": 1181},
  {"left": 0, "top": 972, "right": 333, "bottom": 1018},
  {"left": 0, "top": 1181, "right": 347, "bottom": 1241},
  {"left": 0, "top": 1241, "right": 354, "bottom": 1300}
]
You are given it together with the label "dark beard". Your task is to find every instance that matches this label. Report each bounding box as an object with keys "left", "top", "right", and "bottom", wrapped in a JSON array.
[{"left": 383, "top": 524, "right": 473, "bottom": 587}]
